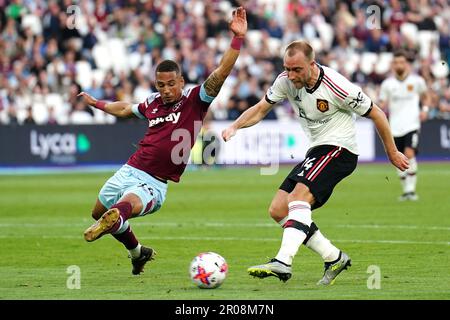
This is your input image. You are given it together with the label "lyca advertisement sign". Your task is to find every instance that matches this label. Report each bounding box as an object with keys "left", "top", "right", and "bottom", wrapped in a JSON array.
[{"left": 30, "top": 130, "right": 91, "bottom": 164}]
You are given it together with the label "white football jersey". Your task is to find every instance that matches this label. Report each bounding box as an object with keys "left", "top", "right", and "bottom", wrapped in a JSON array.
[
  {"left": 266, "top": 64, "right": 372, "bottom": 155},
  {"left": 379, "top": 74, "right": 427, "bottom": 137}
]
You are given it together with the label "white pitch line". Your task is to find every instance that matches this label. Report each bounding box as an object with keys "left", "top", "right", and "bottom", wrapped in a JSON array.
[
  {"left": 335, "top": 224, "right": 450, "bottom": 231},
  {"left": 0, "top": 221, "right": 449, "bottom": 231},
  {"left": 0, "top": 234, "right": 448, "bottom": 245}
]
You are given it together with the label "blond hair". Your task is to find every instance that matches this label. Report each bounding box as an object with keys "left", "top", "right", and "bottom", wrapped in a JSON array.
[{"left": 285, "top": 40, "right": 315, "bottom": 61}]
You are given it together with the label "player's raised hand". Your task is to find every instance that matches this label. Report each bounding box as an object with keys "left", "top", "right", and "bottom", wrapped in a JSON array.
[
  {"left": 77, "top": 92, "right": 97, "bottom": 106},
  {"left": 222, "top": 126, "right": 237, "bottom": 142},
  {"left": 389, "top": 150, "right": 409, "bottom": 171},
  {"left": 229, "top": 6, "right": 247, "bottom": 38}
]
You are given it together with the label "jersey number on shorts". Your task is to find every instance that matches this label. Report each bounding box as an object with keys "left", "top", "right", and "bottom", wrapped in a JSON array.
[{"left": 297, "top": 157, "right": 316, "bottom": 177}]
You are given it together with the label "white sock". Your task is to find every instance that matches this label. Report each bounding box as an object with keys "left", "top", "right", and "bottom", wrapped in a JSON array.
[
  {"left": 405, "top": 157, "right": 417, "bottom": 194},
  {"left": 397, "top": 168, "right": 407, "bottom": 194},
  {"left": 278, "top": 216, "right": 288, "bottom": 226},
  {"left": 275, "top": 201, "right": 312, "bottom": 265},
  {"left": 111, "top": 218, "right": 128, "bottom": 235},
  {"left": 305, "top": 230, "right": 340, "bottom": 262},
  {"left": 129, "top": 243, "right": 142, "bottom": 259}
]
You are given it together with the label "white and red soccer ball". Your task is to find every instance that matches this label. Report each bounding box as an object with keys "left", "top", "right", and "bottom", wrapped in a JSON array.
[{"left": 189, "top": 252, "right": 228, "bottom": 289}]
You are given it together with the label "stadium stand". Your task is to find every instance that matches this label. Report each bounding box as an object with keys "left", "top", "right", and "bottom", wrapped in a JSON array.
[{"left": 0, "top": 0, "right": 448, "bottom": 125}]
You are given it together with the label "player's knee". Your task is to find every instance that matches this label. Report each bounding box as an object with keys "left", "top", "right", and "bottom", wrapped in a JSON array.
[{"left": 404, "top": 148, "right": 415, "bottom": 159}]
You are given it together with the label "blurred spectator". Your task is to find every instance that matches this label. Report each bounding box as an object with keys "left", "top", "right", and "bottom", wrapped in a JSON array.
[
  {"left": 69, "top": 100, "right": 94, "bottom": 124},
  {"left": 23, "top": 106, "right": 35, "bottom": 125},
  {"left": 0, "top": 0, "right": 447, "bottom": 125}
]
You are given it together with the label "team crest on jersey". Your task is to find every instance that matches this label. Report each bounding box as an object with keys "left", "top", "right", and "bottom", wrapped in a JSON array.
[
  {"left": 407, "top": 84, "right": 414, "bottom": 92},
  {"left": 316, "top": 99, "right": 329, "bottom": 112},
  {"left": 172, "top": 101, "right": 182, "bottom": 111}
]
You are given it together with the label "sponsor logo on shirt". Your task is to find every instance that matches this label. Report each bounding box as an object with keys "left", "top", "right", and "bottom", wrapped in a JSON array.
[
  {"left": 297, "top": 106, "right": 332, "bottom": 124},
  {"left": 148, "top": 112, "right": 181, "bottom": 127},
  {"left": 407, "top": 84, "right": 414, "bottom": 92},
  {"left": 348, "top": 92, "right": 364, "bottom": 109}
]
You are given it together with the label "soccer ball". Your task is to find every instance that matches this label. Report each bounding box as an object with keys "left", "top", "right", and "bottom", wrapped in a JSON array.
[{"left": 189, "top": 252, "right": 228, "bottom": 289}]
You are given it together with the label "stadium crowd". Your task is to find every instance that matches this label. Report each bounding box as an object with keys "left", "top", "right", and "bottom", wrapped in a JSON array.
[{"left": 0, "top": 0, "right": 449, "bottom": 125}]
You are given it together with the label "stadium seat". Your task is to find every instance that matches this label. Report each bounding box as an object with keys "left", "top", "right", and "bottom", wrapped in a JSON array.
[
  {"left": 266, "top": 37, "right": 282, "bottom": 56},
  {"left": 91, "top": 69, "right": 106, "bottom": 86},
  {"left": 32, "top": 102, "right": 49, "bottom": 125},
  {"left": 21, "top": 14, "right": 42, "bottom": 35},
  {"left": 218, "top": 1, "right": 232, "bottom": 13},
  {"left": 344, "top": 52, "right": 361, "bottom": 75},
  {"left": 309, "top": 38, "right": 323, "bottom": 54},
  {"left": 76, "top": 61, "right": 93, "bottom": 90},
  {"left": 93, "top": 43, "right": 113, "bottom": 71},
  {"left": 417, "top": 30, "right": 439, "bottom": 59},
  {"left": 246, "top": 30, "right": 263, "bottom": 51},
  {"left": 360, "top": 52, "right": 378, "bottom": 74},
  {"left": 206, "top": 37, "right": 217, "bottom": 50},
  {"left": 316, "top": 23, "right": 334, "bottom": 51},
  {"left": 400, "top": 23, "right": 418, "bottom": 45},
  {"left": 375, "top": 52, "right": 393, "bottom": 75},
  {"left": 107, "top": 38, "right": 129, "bottom": 75}
]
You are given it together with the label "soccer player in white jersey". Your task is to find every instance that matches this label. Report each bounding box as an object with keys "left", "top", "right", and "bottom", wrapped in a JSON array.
[
  {"left": 222, "top": 40, "right": 409, "bottom": 285},
  {"left": 379, "top": 50, "right": 430, "bottom": 201}
]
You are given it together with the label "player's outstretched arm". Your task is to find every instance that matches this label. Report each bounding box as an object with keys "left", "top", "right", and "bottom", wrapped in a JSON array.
[
  {"left": 203, "top": 7, "right": 247, "bottom": 98},
  {"left": 77, "top": 92, "right": 135, "bottom": 118},
  {"left": 367, "top": 103, "right": 409, "bottom": 171},
  {"left": 222, "top": 97, "right": 273, "bottom": 141}
]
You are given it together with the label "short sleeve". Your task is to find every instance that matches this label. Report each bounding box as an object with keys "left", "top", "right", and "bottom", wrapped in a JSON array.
[
  {"left": 199, "top": 84, "right": 215, "bottom": 103},
  {"left": 265, "top": 74, "right": 288, "bottom": 104},
  {"left": 132, "top": 103, "right": 146, "bottom": 119},
  {"left": 132, "top": 93, "right": 159, "bottom": 119},
  {"left": 340, "top": 82, "right": 373, "bottom": 117}
]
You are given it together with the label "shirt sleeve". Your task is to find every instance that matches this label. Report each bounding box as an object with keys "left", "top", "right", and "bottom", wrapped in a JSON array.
[
  {"left": 265, "top": 74, "right": 288, "bottom": 104},
  {"left": 131, "top": 103, "right": 146, "bottom": 119},
  {"left": 131, "top": 93, "right": 158, "bottom": 119},
  {"left": 339, "top": 81, "right": 373, "bottom": 117},
  {"left": 187, "top": 85, "right": 213, "bottom": 115},
  {"left": 199, "top": 83, "right": 215, "bottom": 103}
]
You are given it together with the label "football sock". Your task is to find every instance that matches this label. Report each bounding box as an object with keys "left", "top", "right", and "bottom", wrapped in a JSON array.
[
  {"left": 305, "top": 229, "right": 340, "bottom": 262},
  {"left": 405, "top": 157, "right": 417, "bottom": 194},
  {"left": 275, "top": 201, "right": 312, "bottom": 265},
  {"left": 112, "top": 224, "right": 139, "bottom": 250},
  {"left": 112, "top": 201, "right": 133, "bottom": 220},
  {"left": 109, "top": 201, "right": 133, "bottom": 233},
  {"left": 397, "top": 168, "right": 407, "bottom": 194},
  {"left": 129, "top": 243, "right": 142, "bottom": 259}
]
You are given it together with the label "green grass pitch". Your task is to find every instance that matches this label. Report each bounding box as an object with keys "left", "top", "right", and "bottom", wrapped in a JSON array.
[{"left": 0, "top": 163, "right": 449, "bottom": 300}]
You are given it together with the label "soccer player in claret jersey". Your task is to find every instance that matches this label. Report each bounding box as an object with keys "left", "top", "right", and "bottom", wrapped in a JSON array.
[
  {"left": 379, "top": 50, "right": 431, "bottom": 201},
  {"left": 77, "top": 7, "right": 247, "bottom": 275},
  {"left": 222, "top": 40, "right": 409, "bottom": 285}
]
